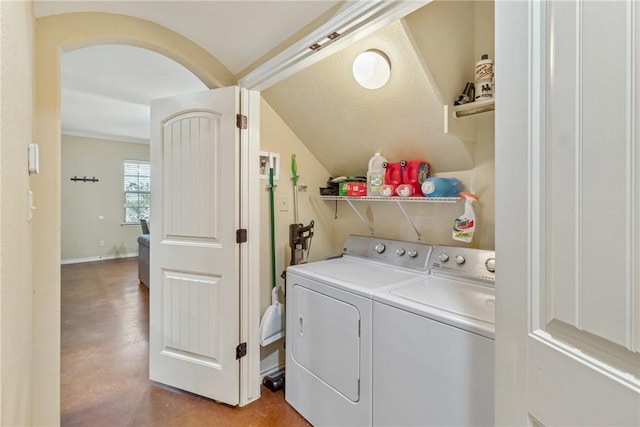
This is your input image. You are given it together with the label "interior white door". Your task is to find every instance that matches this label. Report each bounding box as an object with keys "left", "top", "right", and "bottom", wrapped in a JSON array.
[
  {"left": 496, "top": 1, "right": 640, "bottom": 425},
  {"left": 149, "top": 86, "right": 241, "bottom": 405}
]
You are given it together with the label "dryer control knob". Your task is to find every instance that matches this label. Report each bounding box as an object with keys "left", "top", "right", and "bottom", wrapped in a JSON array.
[
  {"left": 407, "top": 249, "right": 418, "bottom": 258},
  {"left": 396, "top": 248, "right": 406, "bottom": 256},
  {"left": 455, "top": 255, "right": 466, "bottom": 265},
  {"left": 374, "top": 243, "right": 386, "bottom": 254},
  {"left": 438, "top": 252, "right": 449, "bottom": 262},
  {"left": 485, "top": 258, "right": 496, "bottom": 272}
]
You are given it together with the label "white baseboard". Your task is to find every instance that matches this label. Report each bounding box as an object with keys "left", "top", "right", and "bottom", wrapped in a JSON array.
[
  {"left": 260, "top": 361, "right": 285, "bottom": 379},
  {"left": 61, "top": 252, "right": 138, "bottom": 265}
]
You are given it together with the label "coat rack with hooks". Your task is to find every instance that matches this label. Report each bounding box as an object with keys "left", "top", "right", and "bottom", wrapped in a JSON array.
[{"left": 70, "top": 176, "right": 99, "bottom": 183}]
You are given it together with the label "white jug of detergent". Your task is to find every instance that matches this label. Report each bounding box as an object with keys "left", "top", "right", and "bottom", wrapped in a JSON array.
[{"left": 367, "top": 152, "right": 387, "bottom": 196}]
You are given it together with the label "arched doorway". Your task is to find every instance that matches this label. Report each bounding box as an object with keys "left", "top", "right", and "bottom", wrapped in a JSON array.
[
  {"left": 59, "top": 43, "right": 207, "bottom": 423},
  {"left": 33, "top": 13, "right": 238, "bottom": 422}
]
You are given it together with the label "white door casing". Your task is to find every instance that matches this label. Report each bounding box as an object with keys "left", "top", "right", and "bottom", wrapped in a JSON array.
[
  {"left": 496, "top": 1, "right": 640, "bottom": 425},
  {"left": 149, "top": 86, "right": 245, "bottom": 405}
]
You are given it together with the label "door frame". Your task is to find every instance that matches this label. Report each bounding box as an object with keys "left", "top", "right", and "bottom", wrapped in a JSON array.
[{"left": 239, "top": 87, "right": 262, "bottom": 404}]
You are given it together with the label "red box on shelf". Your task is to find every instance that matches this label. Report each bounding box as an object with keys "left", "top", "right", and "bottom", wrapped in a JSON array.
[{"left": 346, "top": 182, "right": 367, "bottom": 197}]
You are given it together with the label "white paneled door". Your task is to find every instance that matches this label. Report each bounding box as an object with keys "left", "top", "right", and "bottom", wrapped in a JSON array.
[
  {"left": 149, "top": 87, "right": 242, "bottom": 405},
  {"left": 496, "top": 0, "right": 640, "bottom": 425}
]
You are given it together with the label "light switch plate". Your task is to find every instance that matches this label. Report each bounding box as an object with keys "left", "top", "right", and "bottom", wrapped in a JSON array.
[
  {"left": 28, "top": 143, "right": 39, "bottom": 174},
  {"left": 28, "top": 190, "right": 35, "bottom": 221},
  {"left": 278, "top": 195, "right": 289, "bottom": 212}
]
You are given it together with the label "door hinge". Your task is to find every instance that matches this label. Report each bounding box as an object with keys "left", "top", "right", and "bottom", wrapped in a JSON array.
[
  {"left": 236, "top": 114, "right": 248, "bottom": 129},
  {"left": 236, "top": 228, "right": 247, "bottom": 243},
  {"left": 236, "top": 342, "right": 247, "bottom": 359}
]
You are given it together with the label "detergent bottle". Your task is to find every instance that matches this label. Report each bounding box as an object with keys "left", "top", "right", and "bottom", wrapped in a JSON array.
[
  {"left": 383, "top": 161, "right": 403, "bottom": 196},
  {"left": 475, "top": 54, "right": 494, "bottom": 100},
  {"left": 452, "top": 192, "right": 478, "bottom": 243},
  {"left": 421, "top": 177, "right": 463, "bottom": 197},
  {"left": 367, "top": 153, "right": 387, "bottom": 196}
]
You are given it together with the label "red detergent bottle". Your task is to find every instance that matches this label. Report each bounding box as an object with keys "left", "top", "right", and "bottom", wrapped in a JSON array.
[
  {"left": 383, "top": 161, "right": 403, "bottom": 196},
  {"left": 402, "top": 160, "right": 431, "bottom": 196}
]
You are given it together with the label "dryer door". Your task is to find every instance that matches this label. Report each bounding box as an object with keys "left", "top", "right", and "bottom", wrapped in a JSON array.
[{"left": 290, "top": 284, "right": 361, "bottom": 401}]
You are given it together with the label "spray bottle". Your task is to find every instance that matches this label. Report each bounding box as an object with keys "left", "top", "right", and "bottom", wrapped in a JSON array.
[{"left": 452, "top": 192, "right": 478, "bottom": 243}]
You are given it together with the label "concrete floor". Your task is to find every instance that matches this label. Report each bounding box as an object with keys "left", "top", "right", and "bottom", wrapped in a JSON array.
[{"left": 61, "top": 258, "right": 309, "bottom": 427}]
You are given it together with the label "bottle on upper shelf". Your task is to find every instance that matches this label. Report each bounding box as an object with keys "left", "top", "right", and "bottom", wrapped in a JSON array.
[{"left": 475, "top": 54, "right": 494, "bottom": 101}]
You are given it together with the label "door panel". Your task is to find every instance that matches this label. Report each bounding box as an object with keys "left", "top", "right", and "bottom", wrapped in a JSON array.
[
  {"left": 163, "top": 112, "right": 220, "bottom": 241},
  {"left": 161, "top": 270, "right": 222, "bottom": 366},
  {"left": 541, "top": 0, "right": 637, "bottom": 358},
  {"left": 496, "top": 0, "right": 640, "bottom": 424},
  {"left": 150, "top": 86, "right": 240, "bottom": 405}
]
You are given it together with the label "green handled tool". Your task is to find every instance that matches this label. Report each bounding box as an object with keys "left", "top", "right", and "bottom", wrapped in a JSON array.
[{"left": 292, "top": 154, "right": 299, "bottom": 223}]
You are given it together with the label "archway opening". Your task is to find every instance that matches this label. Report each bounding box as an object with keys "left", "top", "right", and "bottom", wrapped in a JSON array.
[{"left": 59, "top": 44, "right": 206, "bottom": 422}]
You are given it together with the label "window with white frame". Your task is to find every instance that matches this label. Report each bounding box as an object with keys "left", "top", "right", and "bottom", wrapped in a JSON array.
[{"left": 124, "top": 160, "right": 150, "bottom": 223}]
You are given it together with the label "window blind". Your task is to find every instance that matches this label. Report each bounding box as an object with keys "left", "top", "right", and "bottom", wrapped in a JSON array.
[{"left": 124, "top": 161, "right": 150, "bottom": 223}]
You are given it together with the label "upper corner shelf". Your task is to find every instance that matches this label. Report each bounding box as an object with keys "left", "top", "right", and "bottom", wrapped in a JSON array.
[{"left": 452, "top": 98, "right": 495, "bottom": 118}]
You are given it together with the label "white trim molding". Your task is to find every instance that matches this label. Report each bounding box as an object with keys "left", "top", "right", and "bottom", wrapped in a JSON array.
[
  {"left": 61, "top": 252, "right": 138, "bottom": 265},
  {"left": 239, "top": 0, "right": 430, "bottom": 91}
]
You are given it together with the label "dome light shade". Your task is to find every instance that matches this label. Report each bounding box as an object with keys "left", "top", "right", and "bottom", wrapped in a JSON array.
[{"left": 352, "top": 50, "right": 391, "bottom": 89}]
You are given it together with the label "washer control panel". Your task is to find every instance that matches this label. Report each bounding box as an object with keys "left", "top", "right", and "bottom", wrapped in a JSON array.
[
  {"left": 431, "top": 245, "right": 496, "bottom": 283},
  {"left": 342, "top": 235, "right": 432, "bottom": 272}
]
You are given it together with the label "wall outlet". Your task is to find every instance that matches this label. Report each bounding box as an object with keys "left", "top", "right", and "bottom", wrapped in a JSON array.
[
  {"left": 99, "top": 240, "right": 105, "bottom": 247},
  {"left": 278, "top": 196, "right": 289, "bottom": 212}
]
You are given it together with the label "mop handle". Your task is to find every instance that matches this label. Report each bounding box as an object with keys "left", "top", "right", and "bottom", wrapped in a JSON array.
[
  {"left": 269, "top": 167, "right": 277, "bottom": 289},
  {"left": 292, "top": 154, "right": 299, "bottom": 223},
  {"left": 292, "top": 154, "right": 298, "bottom": 187}
]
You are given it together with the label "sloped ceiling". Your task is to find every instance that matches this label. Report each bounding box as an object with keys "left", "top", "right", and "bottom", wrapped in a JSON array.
[{"left": 262, "top": 18, "right": 474, "bottom": 177}]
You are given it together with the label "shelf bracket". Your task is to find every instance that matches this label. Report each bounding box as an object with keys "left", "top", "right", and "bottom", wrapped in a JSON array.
[
  {"left": 394, "top": 200, "right": 422, "bottom": 241},
  {"left": 345, "top": 198, "right": 374, "bottom": 235}
]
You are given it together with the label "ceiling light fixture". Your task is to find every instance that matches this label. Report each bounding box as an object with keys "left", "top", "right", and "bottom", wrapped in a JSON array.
[{"left": 352, "top": 49, "right": 391, "bottom": 89}]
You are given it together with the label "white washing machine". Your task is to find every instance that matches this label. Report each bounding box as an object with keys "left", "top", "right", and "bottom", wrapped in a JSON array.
[
  {"left": 372, "top": 245, "right": 496, "bottom": 426},
  {"left": 285, "top": 235, "right": 432, "bottom": 427}
]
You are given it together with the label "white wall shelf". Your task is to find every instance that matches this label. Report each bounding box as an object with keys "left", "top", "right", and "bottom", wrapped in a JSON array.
[
  {"left": 451, "top": 98, "right": 495, "bottom": 118},
  {"left": 443, "top": 98, "right": 495, "bottom": 140},
  {"left": 313, "top": 195, "right": 460, "bottom": 203},
  {"left": 312, "top": 195, "right": 460, "bottom": 241}
]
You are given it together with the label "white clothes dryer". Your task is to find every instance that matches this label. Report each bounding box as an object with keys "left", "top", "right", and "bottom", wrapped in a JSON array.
[{"left": 285, "top": 235, "right": 432, "bottom": 427}]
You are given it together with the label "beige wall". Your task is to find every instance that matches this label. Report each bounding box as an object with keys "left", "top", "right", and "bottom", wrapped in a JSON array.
[
  {"left": 326, "top": 1, "right": 496, "bottom": 251},
  {"left": 0, "top": 0, "right": 35, "bottom": 425},
  {"left": 255, "top": 2, "right": 497, "bottom": 384},
  {"left": 34, "top": 13, "right": 233, "bottom": 424},
  {"left": 62, "top": 135, "right": 150, "bottom": 262},
  {"left": 258, "top": 98, "right": 335, "bottom": 373},
  {"left": 25, "top": 5, "right": 495, "bottom": 422},
  {"left": 328, "top": 164, "right": 492, "bottom": 252}
]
